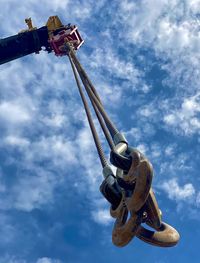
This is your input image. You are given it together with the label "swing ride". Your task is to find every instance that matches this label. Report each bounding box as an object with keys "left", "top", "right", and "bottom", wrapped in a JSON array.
[{"left": 0, "top": 16, "right": 180, "bottom": 247}]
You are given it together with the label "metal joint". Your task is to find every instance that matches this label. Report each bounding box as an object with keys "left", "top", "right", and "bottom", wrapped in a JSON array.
[
  {"left": 113, "top": 132, "right": 127, "bottom": 145},
  {"left": 103, "top": 165, "right": 114, "bottom": 179}
]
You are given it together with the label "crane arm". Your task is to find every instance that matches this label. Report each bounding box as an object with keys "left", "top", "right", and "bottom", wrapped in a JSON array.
[
  {"left": 0, "top": 16, "right": 84, "bottom": 65},
  {"left": 0, "top": 26, "right": 49, "bottom": 65}
]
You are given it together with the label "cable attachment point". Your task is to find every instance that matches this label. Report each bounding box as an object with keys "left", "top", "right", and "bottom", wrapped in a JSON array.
[
  {"left": 102, "top": 165, "right": 114, "bottom": 179},
  {"left": 113, "top": 132, "right": 127, "bottom": 145},
  {"left": 63, "top": 42, "right": 72, "bottom": 56},
  {"left": 49, "top": 24, "right": 84, "bottom": 56},
  {"left": 101, "top": 148, "right": 180, "bottom": 247},
  {"left": 100, "top": 166, "right": 122, "bottom": 210}
]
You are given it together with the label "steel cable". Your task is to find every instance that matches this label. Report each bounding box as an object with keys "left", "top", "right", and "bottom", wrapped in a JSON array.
[
  {"left": 68, "top": 52, "right": 108, "bottom": 168},
  {"left": 70, "top": 49, "right": 119, "bottom": 139},
  {"left": 90, "top": 98, "right": 115, "bottom": 150}
]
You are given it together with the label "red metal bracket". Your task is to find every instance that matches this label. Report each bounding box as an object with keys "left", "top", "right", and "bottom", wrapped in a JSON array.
[{"left": 49, "top": 25, "right": 84, "bottom": 56}]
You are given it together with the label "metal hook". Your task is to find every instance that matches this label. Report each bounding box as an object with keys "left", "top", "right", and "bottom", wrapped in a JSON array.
[
  {"left": 110, "top": 195, "right": 142, "bottom": 247},
  {"left": 125, "top": 152, "right": 153, "bottom": 212},
  {"left": 136, "top": 222, "right": 180, "bottom": 247}
]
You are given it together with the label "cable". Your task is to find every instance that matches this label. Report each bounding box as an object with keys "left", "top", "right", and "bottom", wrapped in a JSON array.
[
  {"left": 70, "top": 50, "right": 102, "bottom": 104},
  {"left": 70, "top": 50, "right": 119, "bottom": 139},
  {"left": 68, "top": 52, "right": 108, "bottom": 168},
  {"left": 90, "top": 98, "right": 115, "bottom": 150}
]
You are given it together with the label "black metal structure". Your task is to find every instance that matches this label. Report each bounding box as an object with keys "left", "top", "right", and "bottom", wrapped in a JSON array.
[{"left": 0, "top": 27, "right": 49, "bottom": 65}]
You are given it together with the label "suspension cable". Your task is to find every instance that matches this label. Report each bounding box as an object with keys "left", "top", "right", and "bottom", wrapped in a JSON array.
[
  {"left": 70, "top": 50, "right": 102, "bottom": 104},
  {"left": 70, "top": 49, "right": 119, "bottom": 139},
  {"left": 90, "top": 98, "right": 115, "bottom": 150},
  {"left": 79, "top": 76, "right": 116, "bottom": 150},
  {"left": 78, "top": 69, "right": 119, "bottom": 138},
  {"left": 68, "top": 52, "right": 108, "bottom": 168},
  {"left": 67, "top": 46, "right": 115, "bottom": 150}
]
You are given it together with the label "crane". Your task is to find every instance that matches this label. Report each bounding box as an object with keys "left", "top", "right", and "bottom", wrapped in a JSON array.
[
  {"left": 0, "top": 16, "right": 83, "bottom": 65},
  {"left": 0, "top": 16, "right": 180, "bottom": 247}
]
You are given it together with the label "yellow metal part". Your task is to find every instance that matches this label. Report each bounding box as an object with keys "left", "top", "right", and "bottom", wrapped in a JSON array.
[
  {"left": 25, "top": 18, "right": 37, "bottom": 31},
  {"left": 18, "top": 17, "right": 37, "bottom": 33},
  {"left": 19, "top": 15, "right": 64, "bottom": 35},
  {"left": 46, "top": 16, "right": 63, "bottom": 32}
]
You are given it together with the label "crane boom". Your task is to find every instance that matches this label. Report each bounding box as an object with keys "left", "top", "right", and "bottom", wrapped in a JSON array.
[
  {"left": 0, "top": 26, "right": 49, "bottom": 65},
  {"left": 0, "top": 16, "right": 84, "bottom": 65}
]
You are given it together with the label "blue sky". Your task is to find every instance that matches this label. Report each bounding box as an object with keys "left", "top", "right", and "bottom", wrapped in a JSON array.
[{"left": 0, "top": 0, "right": 200, "bottom": 262}]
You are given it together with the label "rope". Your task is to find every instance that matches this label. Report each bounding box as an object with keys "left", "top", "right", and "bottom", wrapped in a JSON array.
[{"left": 68, "top": 52, "right": 108, "bottom": 168}]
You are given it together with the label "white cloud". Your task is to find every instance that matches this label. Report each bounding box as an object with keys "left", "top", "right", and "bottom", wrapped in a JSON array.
[
  {"left": 124, "top": 127, "right": 142, "bottom": 142},
  {"left": 141, "top": 84, "right": 151, "bottom": 93},
  {"left": 4, "top": 135, "right": 30, "bottom": 147},
  {"left": 135, "top": 143, "right": 148, "bottom": 155},
  {"left": 36, "top": 258, "right": 62, "bottom": 263},
  {"left": 161, "top": 178, "right": 195, "bottom": 202},
  {"left": 42, "top": 114, "right": 66, "bottom": 128},
  {"left": 188, "top": 0, "right": 200, "bottom": 13},
  {"left": 119, "top": 0, "right": 200, "bottom": 56},
  {"left": 30, "top": 136, "right": 78, "bottom": 165},
  {"left": 118, "top": 0, "right": 200, "bottom": 139},
  {"left": 164, "top": 144, "right": 176, "bottom": 156},
  {"left": 92, "top": 208, "right": 112, "bottom": 225},
  {"left": 138, "top": 105, "right": 158, "bottom": 118},
  {"left": 164, "top": 94, "right": 200, "bottom": 135},
  {"left": 74, "top": 125, "right": 103, "bottom": 192},
  {"left": 0, "top": 166, "right": 67, "bottom": 213},
  {"left": 88, "top": 48, "right": 140, "bottom": 86},
  {"left": 150, "top": 143, "right": 161, "bottom": 159},
  {"left": 0, "top": 169, "right": 57, "bottom": 212},
  {"left": 0, "top": 101, "right": 31, "bottom": 124}
]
